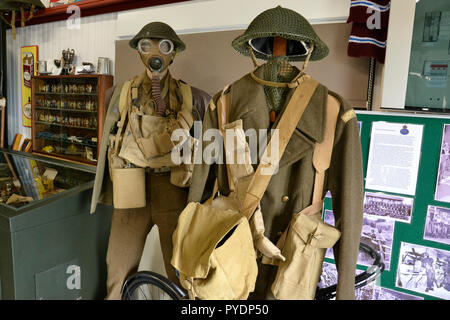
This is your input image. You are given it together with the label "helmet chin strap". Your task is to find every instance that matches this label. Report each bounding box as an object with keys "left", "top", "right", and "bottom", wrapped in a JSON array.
[{"left": 146, "top": 68, "right": 168, "bottom": 116}]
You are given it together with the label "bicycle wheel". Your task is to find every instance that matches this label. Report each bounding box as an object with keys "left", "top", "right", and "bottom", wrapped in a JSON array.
[{"left": 121, "top": 271, "right": 186, "bottom": 300}]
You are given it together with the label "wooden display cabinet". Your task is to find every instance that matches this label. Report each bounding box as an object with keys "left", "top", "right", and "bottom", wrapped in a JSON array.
[{"left": 31, "top": 75, "right": 113, "bottom": 165}]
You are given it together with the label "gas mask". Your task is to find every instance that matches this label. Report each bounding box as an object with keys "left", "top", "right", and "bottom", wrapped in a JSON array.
[
  {"left": 137, "top": 38, "right": 176, "bottom": 116},
  {"left": 247, "top": 37, "right": 313, "bottom": 113}
]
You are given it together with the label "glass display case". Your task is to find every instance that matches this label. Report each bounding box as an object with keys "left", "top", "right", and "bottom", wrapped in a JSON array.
[
  {"left": 0, "top": 149, "right": 112, "bottom": 300},
  {"left": 0, "top": 149, "right": 95, "bottom": 209},
  {"left": 31, "top": 75, "right": 113, "bottom": 165}
]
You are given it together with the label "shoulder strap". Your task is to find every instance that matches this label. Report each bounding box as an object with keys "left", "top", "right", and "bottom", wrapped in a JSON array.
[
  {"left": 113, "top": 81, "right": 132, "bottom": 156},
  {"left": 262, "top": 93, "right": 342, "bottom": 265},
  {"left": 240, "top": 76, "right": 319, "bottom": 220},
  {"left": 178, "top": 80, "right": 193, "bottom": 113},
  {"left": 216, "top": 85, "right": 235, "bottom": 192},
  {"left": 311, "top": 94, "right": 340, "bottom": 205}
]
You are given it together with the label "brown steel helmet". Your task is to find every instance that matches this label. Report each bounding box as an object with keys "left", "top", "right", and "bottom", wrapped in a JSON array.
[{"left": 129, "top": 22, "right": 186, "bottom": 53}]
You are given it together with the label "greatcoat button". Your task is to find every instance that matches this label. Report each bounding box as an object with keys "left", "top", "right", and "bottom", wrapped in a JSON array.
[{"left": 282, "top": 195, "right": 289, "bottom": 202}]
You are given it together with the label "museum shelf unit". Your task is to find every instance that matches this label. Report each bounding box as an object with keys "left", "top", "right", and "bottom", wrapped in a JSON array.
[{"left": 31, "top": 74, "right": 113, "bottom": 166}]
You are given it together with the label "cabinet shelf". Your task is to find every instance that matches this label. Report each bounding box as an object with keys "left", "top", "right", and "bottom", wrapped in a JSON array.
[
  {"left": 35, "top": 107, "right": 98, "bottom": 114},
  {"left": 35, "top": 92, "right": 98, "bottom": 96},
  {"left": 35, "top": 121, "right": 97, "bottom": 131},
  {"left": 35, "top": 136, "right": 98, "bottom": 148}
]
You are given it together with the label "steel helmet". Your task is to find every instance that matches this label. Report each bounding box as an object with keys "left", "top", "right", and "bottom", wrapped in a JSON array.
[
  {"left": 129, "top": 22, "right": 186, "bottom": 53},
  {"left": 232, "top": 6, "right": 329, "bottom": 62}
]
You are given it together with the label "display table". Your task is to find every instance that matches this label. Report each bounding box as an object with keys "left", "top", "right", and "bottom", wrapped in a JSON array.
[{"left": 0, "top": 149, "right": 112, "bottom": 300}]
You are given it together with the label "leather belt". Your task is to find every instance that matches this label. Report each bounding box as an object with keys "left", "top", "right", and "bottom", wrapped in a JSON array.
[{"left": 146, "top": 167, "right": 171, "bottom": 174}]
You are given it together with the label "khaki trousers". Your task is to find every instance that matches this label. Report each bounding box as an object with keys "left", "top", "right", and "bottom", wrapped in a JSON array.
[{"left": 105, "top": 172, "right": 188, "bottom": 300}]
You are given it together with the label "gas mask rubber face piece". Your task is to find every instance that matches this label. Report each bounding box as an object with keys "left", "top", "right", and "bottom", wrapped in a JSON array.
[{"left": 138, "top": 38, "right": 176, "bottom": 116}]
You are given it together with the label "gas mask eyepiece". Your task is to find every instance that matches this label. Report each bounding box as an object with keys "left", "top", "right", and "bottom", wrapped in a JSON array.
[
  {"left": 159, "top": 39, "right": 174, "bottom": 55},
  {"left": 138, "top": 38, "right": 174, "bottom": 55}
]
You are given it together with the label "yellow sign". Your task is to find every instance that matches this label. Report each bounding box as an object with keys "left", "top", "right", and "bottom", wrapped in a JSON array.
[{"left": 21, "top": 46, "right": 38, "bottom": 128}]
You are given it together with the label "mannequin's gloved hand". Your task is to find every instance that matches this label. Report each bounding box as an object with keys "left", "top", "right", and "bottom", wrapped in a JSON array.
[{"left": 249, "top": 206, "right": 286, "bottom": 261}]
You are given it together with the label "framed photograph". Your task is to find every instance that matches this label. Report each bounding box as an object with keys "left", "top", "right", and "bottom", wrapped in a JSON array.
[
  {"left": 355, "top": 281, "right": 375, "bottom": 300},
  {"left": 363, "top": 191, "right": 414, "bottom": 223},
  {"left": 318, "top": 262, "right": 338, "bottom": 289},
  {"left": 358, "top": 214, "right": 395, "bottom": 270},
  {"left": 424, "top": 205, "right": 450, "bottom": 245},
  {"left": 318, "top": 262, "right": 367, "bottom": 299},
  {"left": 435, "top": 124, "right": 450, "bottom": 202},
  {"left": 396, "top": 242, "right": 450, "bottom": 300},
  {"left": 373, "top": 286, "right": 423, "bottom": 300}
]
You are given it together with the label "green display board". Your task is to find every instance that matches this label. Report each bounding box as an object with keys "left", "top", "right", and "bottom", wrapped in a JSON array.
[{"left": 323, "top": 111, "right": 450, "bottom": 300}]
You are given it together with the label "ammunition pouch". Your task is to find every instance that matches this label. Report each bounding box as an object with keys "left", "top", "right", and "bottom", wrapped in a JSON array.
[{"left": 270, "top": 211, "right": 341, "bottom": 299}]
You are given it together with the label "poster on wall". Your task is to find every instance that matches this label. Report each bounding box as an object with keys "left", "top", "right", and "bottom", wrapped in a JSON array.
[
  {"left": 435, "top": 124, "right": 450, "bottom": 202},
  {"left": 20, "top": 46, "right": 38, "bottom": 128},
  {"left": 358, "top": 214, "right": 395, "bottom": 270},
  {"left": 365, "top": 122, "right": 423, "bottom": 196},
  {"left": 363, "top": 191, "right": 414, "bottom": 223},
  {"left": 396, "top": 242, "right": 450, "bottom": 300},
  {"left": 424, "top": 205, "right": 450, "bottom": 245}
]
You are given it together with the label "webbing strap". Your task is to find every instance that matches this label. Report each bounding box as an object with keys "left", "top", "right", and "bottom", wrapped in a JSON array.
[
  {"left": 113, "top": 81, "right": 132, "bottom": 156},
  {"left": 216, "top": 85, "right": 235, "bottom": 192},
  {"left": 311, "top": 94, "right": 340, "bottom": 203},
  {"left": 240, "top": 76, "right": 319, "bottom": 220},
  {"left": 261, "top": 94, "right": 341, "bottom": 266}
]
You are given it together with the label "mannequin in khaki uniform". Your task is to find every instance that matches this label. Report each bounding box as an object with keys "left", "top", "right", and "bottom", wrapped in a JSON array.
[
  {"left": 90, "top": 22, "right": 210, "bottom": 300},
  {"left": 188, "top": 7, "right": 364, "bottom": 300}
]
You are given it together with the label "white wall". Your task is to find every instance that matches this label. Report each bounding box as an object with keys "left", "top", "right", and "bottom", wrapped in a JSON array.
[
  {"left": 117, "top": 0, "right": 351, "bottom": 38},
  {"left": 6, "top": 12, "right": 117, "bottom": 145},
  {"left": 381, "top": 0, "right": 417, "bottom": 109}
]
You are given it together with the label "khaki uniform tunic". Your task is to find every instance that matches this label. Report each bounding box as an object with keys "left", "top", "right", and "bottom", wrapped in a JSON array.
[
  {"left": 188, "top": 68, "right": 364, "bottom": 300},
  {"left": 91, "top": 72, "right": 210, "bottom": 299}
]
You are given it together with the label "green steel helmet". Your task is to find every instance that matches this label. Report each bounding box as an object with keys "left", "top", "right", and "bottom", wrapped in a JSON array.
[
  {"left": 232, "top": 6, "right": 329, "bottom": 62},
  {"left": 129, "top": 22, "right": 186, "bottom": 52}
]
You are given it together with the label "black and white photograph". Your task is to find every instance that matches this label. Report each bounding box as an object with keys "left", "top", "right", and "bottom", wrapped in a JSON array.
[
  {"left": 424, "top": 205, "right": 450, "bottom": 245},
  {"left": 358, "top": 215, "right": 395, "bottom": 270},
  {"left": 318, "top": 262, "right": 364, "bottom": 299},
  {"left": 363, "top": 191, "right": 414, "bottom": 223},
  {"left": 435, "top": 124, "right": 450, "bottom": 202},
  {"left": 373, "top": 286, "right": 423, "bottom": 300},
  {"left": 355, "top": 281, "right": 375, "bottom": 300},
  {"left": 323, "top": 210, "right": 336, "bottom": 259},
  {"left": 396, "top": 242, "right": 450, "bottom": 300},
  {"left": 318, "top": 262, "right": 338, "bottom": 289}
]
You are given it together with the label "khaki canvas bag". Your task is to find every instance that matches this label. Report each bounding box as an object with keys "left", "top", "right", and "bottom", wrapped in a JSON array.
[{"left": 171, "top": 76, "right": 321, "bottom": 300}]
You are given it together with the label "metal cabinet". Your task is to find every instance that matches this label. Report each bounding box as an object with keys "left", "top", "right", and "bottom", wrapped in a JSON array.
[{"left": 0, "top": 149, "right": 112, "bottom": 299}]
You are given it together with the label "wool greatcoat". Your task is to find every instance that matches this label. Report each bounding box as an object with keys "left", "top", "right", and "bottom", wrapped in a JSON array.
[{"left": 187, "top": 67, "right": 364, "bottom": 300}]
